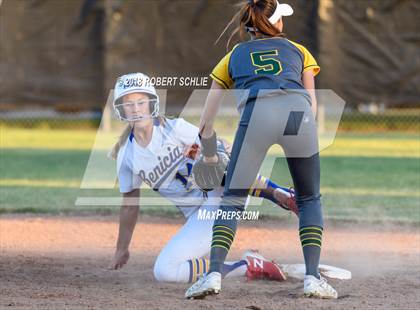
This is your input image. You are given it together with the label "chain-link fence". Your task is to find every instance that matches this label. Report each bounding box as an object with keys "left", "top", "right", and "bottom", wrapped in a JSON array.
[
  {"left": 339, "top": 108, "right": 420, "bottom": 132},
  {"left": 1, "top": 107, "right": 418, "bottom": 132},
  {"left": 0, "top": 110, "right": 102, "bottom": 129}
]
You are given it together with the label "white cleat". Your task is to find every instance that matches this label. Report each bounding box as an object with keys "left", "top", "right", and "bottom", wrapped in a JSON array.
[
  {"left": 304, "top": 275, "right": 338, "bottom": 299},
  {"left": 185, "top": 272, "right": 221, "bottom": 299}
]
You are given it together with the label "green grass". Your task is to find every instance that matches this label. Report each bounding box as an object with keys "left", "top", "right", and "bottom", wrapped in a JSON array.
[
  {"left": 0, "top": 128, "right": 419, "bottom": 223},
  {"left": 253, "top": 156, "right": 419, "bottom": 222}
]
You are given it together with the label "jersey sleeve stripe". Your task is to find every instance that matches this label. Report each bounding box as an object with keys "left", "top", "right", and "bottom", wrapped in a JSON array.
[
  {"left": 303, "top": 64, "right": 319, "bottom": 69},
  {"left": 210, "top": 73, "right": 230, "bottom": 89}
]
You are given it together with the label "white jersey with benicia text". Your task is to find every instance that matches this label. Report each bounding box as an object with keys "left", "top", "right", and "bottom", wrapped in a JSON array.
[{"left": 116, "top": 118, "right": 217, "bottom": 218}]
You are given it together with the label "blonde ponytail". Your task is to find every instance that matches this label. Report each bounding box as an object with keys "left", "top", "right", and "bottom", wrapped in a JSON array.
[{"left": 108, "top": 124, "right": 133, "bottom": 160}]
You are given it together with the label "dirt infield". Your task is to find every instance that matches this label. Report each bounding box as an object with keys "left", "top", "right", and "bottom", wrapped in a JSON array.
[{"left": 1, "top": 215, "right": 419, "bottom": 309}]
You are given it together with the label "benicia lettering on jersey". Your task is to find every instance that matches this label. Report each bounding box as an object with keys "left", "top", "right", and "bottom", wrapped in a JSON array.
[
  {"left": 138, "top": 146, "right": 183, "bottom": 187},
  {"left": 197, "top": 209, "right": 260, "bottom": 221}
]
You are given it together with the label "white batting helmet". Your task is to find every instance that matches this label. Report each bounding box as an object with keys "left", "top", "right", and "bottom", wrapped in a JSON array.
[{"left": 113, "top": 72, "right": 160, "bottom": 121}]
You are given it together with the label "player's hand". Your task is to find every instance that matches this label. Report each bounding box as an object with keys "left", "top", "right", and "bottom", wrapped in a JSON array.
[{"left": 109, "top": 249, "right": 130, "bottom": 270}]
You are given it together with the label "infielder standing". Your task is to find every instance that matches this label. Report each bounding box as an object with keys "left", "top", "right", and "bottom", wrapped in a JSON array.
[
  {"left": 109, "top": 72, "right": 297, "bottom": 284},
  {"left": 186, "top": 0, "right": 337, "bottom": 299}
]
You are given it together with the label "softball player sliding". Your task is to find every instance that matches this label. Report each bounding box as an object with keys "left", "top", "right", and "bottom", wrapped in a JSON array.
[
  {"left": 108, "top": 72, "right": 297, "bottom": 284},
  {"left": 186, "top": 0, "right": 337, "bottom": 299}
]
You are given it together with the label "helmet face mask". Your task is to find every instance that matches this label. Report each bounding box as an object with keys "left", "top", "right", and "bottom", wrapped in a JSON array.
[
  {"left": 114, "top": 96, "right": 159, "bottom": 121},
  {"left": 113, "top": 73, "right": 160, "bottom": 122}
]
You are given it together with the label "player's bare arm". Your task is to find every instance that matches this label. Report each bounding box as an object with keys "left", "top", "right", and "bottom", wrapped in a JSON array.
[
  {"left": 302, "top": 70, "right": 317, "bottom": 117},
  {"left": 109, "top": 188, "right": 140, "bottom": 270},
  {"left": 198, "top": 80, "right": 224, "bottom": 164}
]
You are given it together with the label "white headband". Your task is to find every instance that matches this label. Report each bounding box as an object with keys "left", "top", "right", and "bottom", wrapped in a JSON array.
[{"left": 246, "top": 1, "right": 294, "bottom": 32}]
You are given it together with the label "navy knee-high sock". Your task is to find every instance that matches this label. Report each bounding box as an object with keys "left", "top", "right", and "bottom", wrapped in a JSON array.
[
  {"left": 208, "top": 206, "right": 239, "bottom": 274},
  {"left": 299, "top": 226, "right": 322, "bottom": 278},
  {"left": 249, "top": 174, "right": 291, "bottom": 204},
  {"left": 298, "top": 196, "right": 324, "bottom": 278}
]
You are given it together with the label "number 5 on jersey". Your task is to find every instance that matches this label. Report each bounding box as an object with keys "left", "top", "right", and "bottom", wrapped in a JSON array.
[{"left": 250, "top": 50, "right": 282, "bottom": 75}]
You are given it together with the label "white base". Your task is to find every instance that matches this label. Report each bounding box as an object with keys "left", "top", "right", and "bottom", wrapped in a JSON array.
[{"left": 280, "top": 264, "right": 352, "bottom": 280}]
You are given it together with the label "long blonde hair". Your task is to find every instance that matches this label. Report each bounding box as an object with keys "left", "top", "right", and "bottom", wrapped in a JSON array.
[
  {"left": 108, "top": 116, "right": 167, "bottom": 160},
  {"left": 217, "top": 0, "right": 285, "bottom": 51}
]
